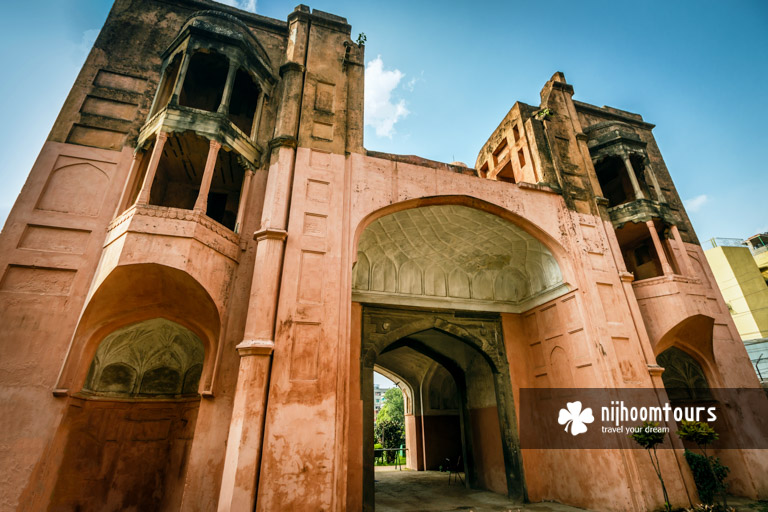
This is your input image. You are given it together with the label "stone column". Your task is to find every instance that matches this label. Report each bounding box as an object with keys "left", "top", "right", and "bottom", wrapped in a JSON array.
[
  {"left": 193, "top": 140, "right": 222, "bottom": 213},
  {"left": 645, "top": 161, "right": 666, "bottom": 203},
  {"left": 217, "top": 227, "right": 287, "bottom": 512},
  {"left": 115, "top": 150, "right": 143, "bottom": 214},
  {"left": 670, "top": 225, "right": 694, "bottom": 277},
  {"left": 169, "top": 52, "right": 191, "bottom": 106},
  {"left": 216, "top": 339, "right": 274, "bottom": 512},
  {"left": 217, "top": 60, "right": 238, "bottom": 114},
  {"left": 647, "top": 220, "right": 674, "bottom": 276},
  {"left": 622, "top": 154, "right": 645, "bottom": 200},
  {"left": 250, "top": 93, "right": 266, "bottom": 141},
  {"left": 234, "top": 169, "right": 254, "bottom": 234},
  {"left": 218, "top": 11, "right": 309, "bottom": 509},
  {"left": 136, "top": 132, "right": 168, "bottom": 206}
]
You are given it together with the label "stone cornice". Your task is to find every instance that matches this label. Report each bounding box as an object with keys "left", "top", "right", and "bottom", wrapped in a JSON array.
[
  {"left": 253, "top": 227, "right": 288, "bottom": 242},
  {"left": 236, "top": 339, "right": 275, "bottom": 356}
]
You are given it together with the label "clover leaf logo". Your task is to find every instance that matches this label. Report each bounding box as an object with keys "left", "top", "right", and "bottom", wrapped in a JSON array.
[{"left": 558, "top": 401, "right": 594, "bottom": 436}]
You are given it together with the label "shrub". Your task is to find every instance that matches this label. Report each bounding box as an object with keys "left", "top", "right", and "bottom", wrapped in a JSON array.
[
  {"left": 374, "top": 419, "right": 404, "bottom": 462},
  {"left": 683, "top": 450, "right": 730, "bottom": 506},
  {"left": 677, "top": 421, "right": 729, "bottom": 508}
]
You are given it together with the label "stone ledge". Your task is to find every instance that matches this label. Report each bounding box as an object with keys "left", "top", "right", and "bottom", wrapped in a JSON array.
[{"left": 106, "top": 204, "right": 241, "bottom": 261}]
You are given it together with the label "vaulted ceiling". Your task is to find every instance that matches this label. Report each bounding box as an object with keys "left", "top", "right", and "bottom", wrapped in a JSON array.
[{"left": 353, "top": 205, "right": 566, "bottom": 312}]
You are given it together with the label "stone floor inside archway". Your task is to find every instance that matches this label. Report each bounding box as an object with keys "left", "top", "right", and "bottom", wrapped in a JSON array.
[{"left": 374, "top": 470, "right": 586, "bottom": 512}]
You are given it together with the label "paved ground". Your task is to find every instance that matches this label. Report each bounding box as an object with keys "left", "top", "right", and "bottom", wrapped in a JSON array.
[
  {"left": 374, "top": 471, "right": 585, "bottom": 512},
  {"left": 374, "top": 470, "right": 767, "bottom": 512}
]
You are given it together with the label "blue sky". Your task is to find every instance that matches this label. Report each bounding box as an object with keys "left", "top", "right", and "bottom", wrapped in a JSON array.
[
  {"left": 1, "top": 1, "right": 766, "bottom": 244},
  {"left": 0, "top": 0, "right": 764, "bottom": 387}
]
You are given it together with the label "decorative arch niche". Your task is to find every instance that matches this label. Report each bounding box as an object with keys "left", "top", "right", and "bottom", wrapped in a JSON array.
[{"left": 83, "top": 318, "right": 204, "bottom": 397}]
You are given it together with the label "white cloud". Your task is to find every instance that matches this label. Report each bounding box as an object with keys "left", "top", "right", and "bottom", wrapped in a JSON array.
[
  {"left": 216, "top": 0, "right": 257, "bottom": 12},
  {"left": 684, "top": 194, "right": 709, "bottom": 213},
  {"left": 404, "top": 71, "right": 423, "bottom": 92},
  {"left": 364, "top": 56, "right": 409, "bottom": 138}
]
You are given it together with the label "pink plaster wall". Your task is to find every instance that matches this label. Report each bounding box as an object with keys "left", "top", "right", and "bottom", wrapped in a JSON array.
[
  {"left": 0, "top": 142, "right": 133, "bottom": 511},
  {"left": 3, "top": 129, "right": 767, "bottom": 512}
]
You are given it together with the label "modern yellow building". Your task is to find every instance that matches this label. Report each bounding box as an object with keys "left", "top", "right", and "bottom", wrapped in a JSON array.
[
  {"left": 746, "top": 233, "right": 768, "bottom": 282},
  {"left": 705, "top": 236, "right": 768, "bottom": 341}
]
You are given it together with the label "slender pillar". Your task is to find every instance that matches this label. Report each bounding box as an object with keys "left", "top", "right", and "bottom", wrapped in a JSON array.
[
  {"left": 115, "top": 150, "right": 143, "bottom": 215},
  {"left": 135, "top": 132, "right": 168, "bottom": 206},
  {"left": 670, "top": 224, "right": 695, "bottom": 277},
  {"left": 645, "top": 161, "right": 666, "bottom": 203},
  {"left": 234, "top": 169, "right": 254, "bottom": 234},
  {"left": 251, "top": 93, "right": 266, "bottom": 141},
  {"left": 193, "top": 140, "right": 222, "bottom": 213},
  {"left": 169, "top": 52, "right": 191, "bottom": 106},
  {"left": 217, "top": 60, "right": 238, "bottom": 114},
  {"left": 622, "top": 154, "right": 645, "bottom": 200},
  {"left": 647, "top": 220, "right": 674, "bottom": 276},
  {"left": 148, "top": 66, "right": 168, "bottom": 117}
]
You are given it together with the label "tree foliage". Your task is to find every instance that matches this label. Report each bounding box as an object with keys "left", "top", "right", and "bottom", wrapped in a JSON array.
[
  {"left": 375, "top": 387, "right": 405, "bottom": 462},
  {"left": 377, "top": 387, "right": 404, "bottom": 426},
  {"left": 677, "top": 421, "right": 719, "bottom": 451}
]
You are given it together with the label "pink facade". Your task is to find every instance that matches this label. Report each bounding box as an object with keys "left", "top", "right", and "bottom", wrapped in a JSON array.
[{"left": 0, "top": 1, "right": 766, "bottom": 511}]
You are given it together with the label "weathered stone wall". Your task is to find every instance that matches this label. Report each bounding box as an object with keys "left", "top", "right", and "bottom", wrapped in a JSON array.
[
  {"left": 48, "top": 0, "right": 288, "bottom": 152},
  {"left": 1, "top": 2, "right": 766, "bottom": 511},
  {"left": 575, "top": 101, "right": 699, "bottom": 244}
]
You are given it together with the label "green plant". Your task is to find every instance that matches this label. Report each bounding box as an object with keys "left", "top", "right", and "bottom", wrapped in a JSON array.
[
  {"left": 630, "top": 421, "right": 671, "bottom": 512},
  {"left": 684, "top": 451, "right": 729, "bottom": 506},
  {"left": 747, "top": 500, "right": 768, "bottom": 512},
  {"left": 356, "top": 32, "right": 367, "bottom": 46},
  {"left": 677, "top": 421, "right": 719, "bottom": 449},
  {"left": 535, "top": 108, "right": 553, "bottom": 120},
  {"left": 374, "top": 419, "right": 404, "bottom": 462},
  {"left": 677, "top": 421, "right": 728, "bottom": 508}
]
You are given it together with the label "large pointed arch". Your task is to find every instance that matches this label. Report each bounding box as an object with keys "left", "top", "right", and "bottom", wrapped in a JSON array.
[{"left": 352, "top": 197, "right": 572, "bottom": 313}]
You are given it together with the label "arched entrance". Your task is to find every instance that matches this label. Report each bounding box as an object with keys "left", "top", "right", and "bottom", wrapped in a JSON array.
[{"left": 352, "top": 204, "right": 569, "bottom": 510}]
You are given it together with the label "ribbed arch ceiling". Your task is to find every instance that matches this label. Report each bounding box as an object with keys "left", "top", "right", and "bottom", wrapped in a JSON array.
[{"left": 353, "top": 205, "right": 566, "bottom": 312}]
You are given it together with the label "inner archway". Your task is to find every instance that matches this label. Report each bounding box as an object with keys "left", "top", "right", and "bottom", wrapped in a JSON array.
[{"left": 361, "top": 308, "right": 522, "bottom": 511}]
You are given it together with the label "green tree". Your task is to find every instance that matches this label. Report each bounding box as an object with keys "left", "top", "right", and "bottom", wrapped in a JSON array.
[
  {"left": 677, "top": 421, "right": 729, "bottom": 509},
  {"left": 630, "top": 421, "right": 671, "bottom": 512},
  {"left": 375, "top": 387, "right": 405, "bottom": 463},
  {"left": 374, "top": 420, "right": 404, "bottom": 462},
  {"left": 377, "top": 387, "right": 404, "bottom": 425}
]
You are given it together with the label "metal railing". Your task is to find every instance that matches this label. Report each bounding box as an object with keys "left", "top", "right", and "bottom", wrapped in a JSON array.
[{"left": 706, "top": 237, "right": 747, "bottom": 250}]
